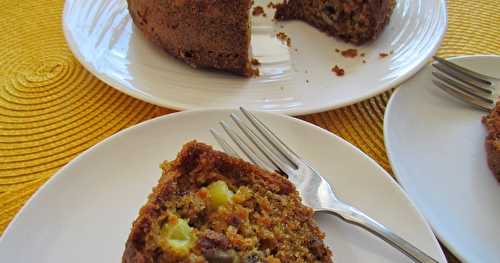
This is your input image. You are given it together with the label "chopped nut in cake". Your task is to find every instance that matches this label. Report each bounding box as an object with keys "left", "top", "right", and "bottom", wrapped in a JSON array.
[{"left": 275, "top": 0, "right": 395, "bottom": 44}]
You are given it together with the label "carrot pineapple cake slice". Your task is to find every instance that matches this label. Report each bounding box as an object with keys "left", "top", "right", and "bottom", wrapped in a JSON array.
[{"left": 123, "top": 141, "right": 332, "bottom": 262}]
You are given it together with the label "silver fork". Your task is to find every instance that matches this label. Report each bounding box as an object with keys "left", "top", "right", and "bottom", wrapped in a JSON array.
[
  {"left": 432, "top": 56, "right": 498, "bottom": 111},
  {"left": 210, "top": 107, "right": 439, "bottom": 263}
]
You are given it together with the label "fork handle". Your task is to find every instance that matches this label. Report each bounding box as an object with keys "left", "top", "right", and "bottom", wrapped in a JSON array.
[{"left": 316, "top": 205, "right": 439, "bottom": 263}]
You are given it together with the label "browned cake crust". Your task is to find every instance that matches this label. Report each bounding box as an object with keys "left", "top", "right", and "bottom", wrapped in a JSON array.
[
  {"left": 127, "top": 0, "right": 254, "bottom": 76},
  {"left": 275, "top": 0, "right": 395, "bottom": 45},
  {"left": 482, "top": 103, "right": 500, "bottom": 181},
  {"left": 123, "top": 141, "right": 333, "bottom": 262}
]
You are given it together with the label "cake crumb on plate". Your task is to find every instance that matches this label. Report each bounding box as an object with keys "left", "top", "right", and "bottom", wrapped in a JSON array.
[
  {"left": 252, "top": 6, "right": 266, "bottom": 17},
  {"left": 341, "top": 48, "right": 358, "bottom": 58},
  {"left": 276, "top": 32, "right": 291, "bottom": 47},
  {"left": 331, "top": 65, "right": 345, "bottom": 76},
  {"left": 267, "top": 2, "right": 278, "bottom": 8}
]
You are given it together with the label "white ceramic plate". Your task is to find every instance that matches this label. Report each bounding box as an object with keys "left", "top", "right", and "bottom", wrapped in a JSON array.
[
  {"left": 62, "top": 0, "right": 447, "bottom": 115},
  {"left": 385, "top": 55, "right": 500, "bottom": 263},
  {"left": 0, "top": 109, "right": 445, "bottom": 262}
]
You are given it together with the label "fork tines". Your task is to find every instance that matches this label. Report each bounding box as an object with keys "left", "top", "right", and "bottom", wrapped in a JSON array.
[
  {"left": 432, "top": 56, "right": 496, "bottom": 111},
  {"left": 210, "top": 107, "right": 301, "bottom": 176}
]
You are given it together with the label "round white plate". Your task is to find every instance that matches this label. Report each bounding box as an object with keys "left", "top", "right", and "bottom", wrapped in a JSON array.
[
  {"left": 0, "top": 109, "right": 444, "bottom": 262},
  {"left": 62, "top": 0, "right": 447, "bottom": 115},
  {"left": 385, "top": 55, "right": 500, "bottom": 263}
]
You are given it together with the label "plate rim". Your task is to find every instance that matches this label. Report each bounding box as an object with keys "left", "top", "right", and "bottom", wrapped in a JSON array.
[
  {"left": 383, "top": 54, "right": 500, "bottom": 263},
  {"left": 1, "top": 108, "right": 445, "bottom": 261},
  {"left": 61, "top": 0, "right": 448, "bottom": 116}
]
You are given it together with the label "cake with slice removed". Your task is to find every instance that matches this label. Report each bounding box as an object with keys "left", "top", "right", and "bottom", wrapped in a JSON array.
[
  {"left": 274, "top": 0, "right": 395, "bottom": 45},
  {"left": 127, "top": 0, "right": 395, "bottom": 76},
  {"left": 123, "top": 141, "right": 333, "bottom": 262}
]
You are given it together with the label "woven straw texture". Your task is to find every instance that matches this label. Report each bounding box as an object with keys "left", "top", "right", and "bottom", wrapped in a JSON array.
[{"left": 1, "top": 0, "right": 499, "bottom": 261}]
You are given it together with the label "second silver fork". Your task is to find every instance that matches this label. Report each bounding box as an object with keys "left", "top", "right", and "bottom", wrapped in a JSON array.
[
  {"left": 432, "top": 55, "right": 499, "bottom": 111},
  {"left": 210, "top": 107, "right": 438, "bottom": 263}
]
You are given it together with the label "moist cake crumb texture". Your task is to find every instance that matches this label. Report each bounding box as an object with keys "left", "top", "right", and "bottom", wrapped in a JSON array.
[
  {"left": 123, "top": 141, "right": 333, "bottom": 262},
  {"left": 275, "top": 0, "right": 395, "bottom": 45}
]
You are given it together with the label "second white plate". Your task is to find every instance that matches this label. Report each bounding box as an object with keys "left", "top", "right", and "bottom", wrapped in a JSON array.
[
  {"left": 385, "top": 55, "right": 500, "bottom": 262},
  {"left": 63, "top": 0, "right": 447, "bottom": 115}
]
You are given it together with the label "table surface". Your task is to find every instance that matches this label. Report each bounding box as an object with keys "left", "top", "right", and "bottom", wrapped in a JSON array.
[{"left": 2, "top": 0, "right": 500, "bottom": 262}]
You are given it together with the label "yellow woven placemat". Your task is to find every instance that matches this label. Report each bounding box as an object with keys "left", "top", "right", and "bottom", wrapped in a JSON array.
[{"left": 1, "top": 0, "right": 499, "bottom": 261}]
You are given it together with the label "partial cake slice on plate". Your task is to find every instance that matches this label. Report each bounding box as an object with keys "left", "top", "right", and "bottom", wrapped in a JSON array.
[
  {"left": 482, "top": 103, "right": 500, "bottom": 181},
  {"left": 275, "top": 0, "right": 395, "bottom": 45},
  {"left": 123, "top": 141, "right": 332, "bottom": 262}
]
